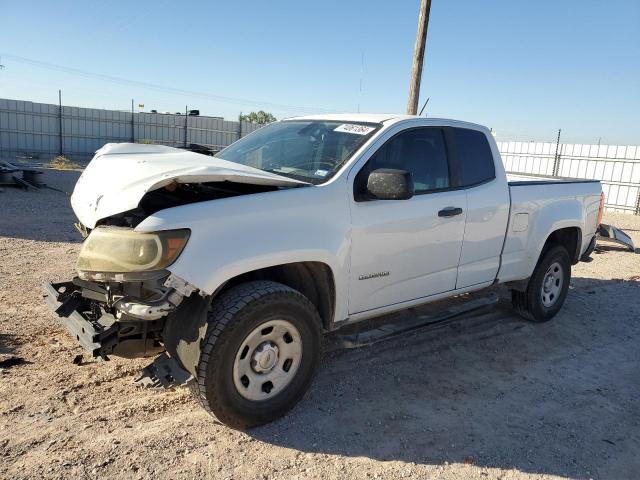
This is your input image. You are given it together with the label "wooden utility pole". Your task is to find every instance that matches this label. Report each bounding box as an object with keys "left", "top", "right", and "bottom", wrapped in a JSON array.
[{"left": 406, "top": 0, "right": 432, "bottom": 115}]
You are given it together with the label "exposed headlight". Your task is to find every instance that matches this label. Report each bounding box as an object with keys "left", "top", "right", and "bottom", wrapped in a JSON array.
[{"left": 77, "top": 228, "right": 190, "bottom": 273}]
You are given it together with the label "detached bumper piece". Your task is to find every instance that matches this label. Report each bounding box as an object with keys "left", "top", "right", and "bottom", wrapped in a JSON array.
[
  {"left": 134, "top": 353, "right": 193, "bottom": 389},
  {"left": 597, "top": 223, "right": 636, "bottom": 252},
  {"left": 43, "top": 281, "right": 164, "bottom": 359}
]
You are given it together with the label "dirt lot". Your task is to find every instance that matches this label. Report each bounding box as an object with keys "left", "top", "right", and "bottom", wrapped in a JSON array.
[{"left": 1, "top": 169, "right": 639, "bottom": 480}]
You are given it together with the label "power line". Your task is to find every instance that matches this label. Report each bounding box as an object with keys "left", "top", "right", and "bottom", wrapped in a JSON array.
[{"left": 0, "top": 53, "right": 340, "bottom": 114}]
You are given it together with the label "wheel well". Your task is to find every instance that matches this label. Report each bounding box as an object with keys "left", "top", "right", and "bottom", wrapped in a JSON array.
[
  {"left": 216, "top": 262, "right": 336, "bottom": 331},
  {"left": 543, "top": 227, "right": 581, "bottom": 264}
]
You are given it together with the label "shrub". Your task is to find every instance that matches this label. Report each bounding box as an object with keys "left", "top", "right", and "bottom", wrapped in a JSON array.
[{"left": 49, "top": 155, "right": 81, "bottom": 170}]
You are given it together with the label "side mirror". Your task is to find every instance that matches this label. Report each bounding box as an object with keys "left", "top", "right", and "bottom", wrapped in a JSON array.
[{"left": 366, "top": 168, "right": 414, "bottom": 200}]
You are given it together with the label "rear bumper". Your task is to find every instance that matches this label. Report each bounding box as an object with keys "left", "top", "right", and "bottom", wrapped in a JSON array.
[{"left": 597, "top": 223, "right": 636, "bottom": 252}]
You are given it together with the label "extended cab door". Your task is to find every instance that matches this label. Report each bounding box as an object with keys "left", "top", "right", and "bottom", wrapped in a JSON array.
[
  {"left": 448, "top": 127, "right": 511, "bottom": 288},
  {"left": 348, "top": 127, "right": 467, "bottom": 314}
]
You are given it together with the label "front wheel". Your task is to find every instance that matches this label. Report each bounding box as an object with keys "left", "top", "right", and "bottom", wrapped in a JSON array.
[
  {"left": 190, "top": 281, "right": 322, "bottom": 429},
  {"left": 512, "top": 245, "right": 571, "bottom": 322}
]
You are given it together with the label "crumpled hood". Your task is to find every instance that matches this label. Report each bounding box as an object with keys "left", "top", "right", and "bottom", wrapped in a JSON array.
[{"left": 71, "top": 143, "right": 307, "bottom": 228}]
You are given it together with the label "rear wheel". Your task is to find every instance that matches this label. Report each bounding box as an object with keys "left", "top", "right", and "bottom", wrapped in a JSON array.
[
  {"left": 512, "top": 245, "right": 571, "bottom": 322},
  {"left": 190, "top": 281, "right": 322, "bottom": 429}
]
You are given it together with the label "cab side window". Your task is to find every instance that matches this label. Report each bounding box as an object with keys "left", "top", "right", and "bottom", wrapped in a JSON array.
[
  {"left": 451, "top": 128, "right": 495, "bottom": 187},
  {"left": 363, "top": 127, "right": 450, "bottom": 194}
]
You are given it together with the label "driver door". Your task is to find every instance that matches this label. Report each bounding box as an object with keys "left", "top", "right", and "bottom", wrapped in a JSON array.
[{"left": 348, "top": 127, "right": 467, "bottom": 314}]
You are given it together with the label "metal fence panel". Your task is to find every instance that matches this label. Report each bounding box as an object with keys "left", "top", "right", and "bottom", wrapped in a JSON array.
[
  {"left": 498, "top": 140, "right": 640, "bottom": 214},
  {"left": 0, "top": 98, "right": 266, "bottom": 164}
]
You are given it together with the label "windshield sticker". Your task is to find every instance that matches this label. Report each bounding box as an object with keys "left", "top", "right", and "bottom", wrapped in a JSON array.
[
  {"left": 313, "top": 169, "right": 329, "bottom": 177},
  {"left": 334, "top": 124, "right": 376, "bottom": 135}
]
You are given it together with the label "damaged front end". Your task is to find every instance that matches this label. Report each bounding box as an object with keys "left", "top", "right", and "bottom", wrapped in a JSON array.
[
  {"left": 44, "top": 278, "right": 160, "bottom": 359},
  {"left": 43, "top": 144, "right": 310, "bottom": 387},
  {"left": 43, "top": 271, "right": 195, "bottom": 360},
  {"left": 43, "top": 269, "right": 206, "bottom": 389},
  {"left": 43, "top": 224, "right": 197, "bottom": 364}
]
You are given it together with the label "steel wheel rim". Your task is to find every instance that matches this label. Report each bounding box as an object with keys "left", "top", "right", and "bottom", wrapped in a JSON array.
[
  {"left": 232, "top": 319, "right": 302, "bottom": 401},
  {"left": 541, "top": 261, "right": 564, "bottom": 307}
]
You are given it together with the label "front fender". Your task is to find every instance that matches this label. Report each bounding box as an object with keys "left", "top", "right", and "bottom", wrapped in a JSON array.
[
  {"left": 136, "top": 182, "right": 351, "bottom": 321},
  {"left": 163, "top": 292, "right": 211, "bottom": 377}
]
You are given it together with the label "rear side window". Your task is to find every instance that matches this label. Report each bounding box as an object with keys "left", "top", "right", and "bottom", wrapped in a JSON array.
[{"left": 452, "top": 128, "right": 495, "bottom": 187}]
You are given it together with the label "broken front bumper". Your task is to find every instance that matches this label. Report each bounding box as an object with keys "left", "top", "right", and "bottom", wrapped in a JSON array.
[
  {"left": 43, "top": 281, "right": 119, "bottom": 357},
  {"left": 44, "top": 280, "right": 195, "bottom": 388},
  {"left": 42, "top": 281, "right": 164, "bottom": 359}
]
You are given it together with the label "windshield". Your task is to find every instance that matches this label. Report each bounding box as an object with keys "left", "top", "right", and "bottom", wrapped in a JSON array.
[{"left": 214, "top": 120, "right": 380, "bottom": 184}]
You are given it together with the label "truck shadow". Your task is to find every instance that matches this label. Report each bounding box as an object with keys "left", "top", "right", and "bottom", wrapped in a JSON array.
[
  {"left": 248, "top": 277, "right": 640, "bottom": 479},
  {"left": 0, "top": 333, "right": 19, "bottom": 356}
]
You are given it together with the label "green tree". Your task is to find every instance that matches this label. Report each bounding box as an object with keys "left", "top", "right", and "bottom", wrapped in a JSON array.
[{"left": 240, "top": 111, "right": 277, "bottom": 125}]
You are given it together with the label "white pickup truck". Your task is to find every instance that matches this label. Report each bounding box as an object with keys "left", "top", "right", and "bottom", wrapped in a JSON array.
[{"left": 44, "top": 114, "right": 603, "bottom": 428}]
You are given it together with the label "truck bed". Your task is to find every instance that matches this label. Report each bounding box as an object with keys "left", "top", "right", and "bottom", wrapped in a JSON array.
[{"left": 497, "top": 173, "right": 602, "bottom": 285}]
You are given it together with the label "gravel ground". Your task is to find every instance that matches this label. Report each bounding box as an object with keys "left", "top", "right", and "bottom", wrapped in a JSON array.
[{"left": 0, "top": 169, "right": 639, "bottom": 480}]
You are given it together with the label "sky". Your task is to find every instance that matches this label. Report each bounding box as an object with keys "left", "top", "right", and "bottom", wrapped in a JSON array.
[{"left": 1, "top": 0, "right": 639, "bottom": 144}]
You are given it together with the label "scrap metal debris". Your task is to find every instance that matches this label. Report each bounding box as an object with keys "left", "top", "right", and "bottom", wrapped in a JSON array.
[{"left": 0, "top": 161, "right": 46, "bottom": 190}]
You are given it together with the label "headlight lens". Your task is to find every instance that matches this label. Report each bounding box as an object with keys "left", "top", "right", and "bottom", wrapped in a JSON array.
[{"left": 77, "top": 228, "right": 190, "bottom": 273}]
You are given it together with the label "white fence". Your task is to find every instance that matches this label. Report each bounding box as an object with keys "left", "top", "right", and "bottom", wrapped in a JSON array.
[{"left": 498, "top": 141, "right": 640, "bottom": 214}]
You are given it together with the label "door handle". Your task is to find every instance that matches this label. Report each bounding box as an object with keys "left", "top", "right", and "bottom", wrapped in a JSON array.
[{"left": 438, "top": 207, "right": 463, "bottom": 217}]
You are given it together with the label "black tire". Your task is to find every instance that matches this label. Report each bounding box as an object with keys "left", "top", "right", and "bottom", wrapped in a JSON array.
[
  {"left": 511, "top": 245, "right": 571, "bottom": 322},
  {"left": 190, "top": 280, "right": 322, "bottom": 429}
]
